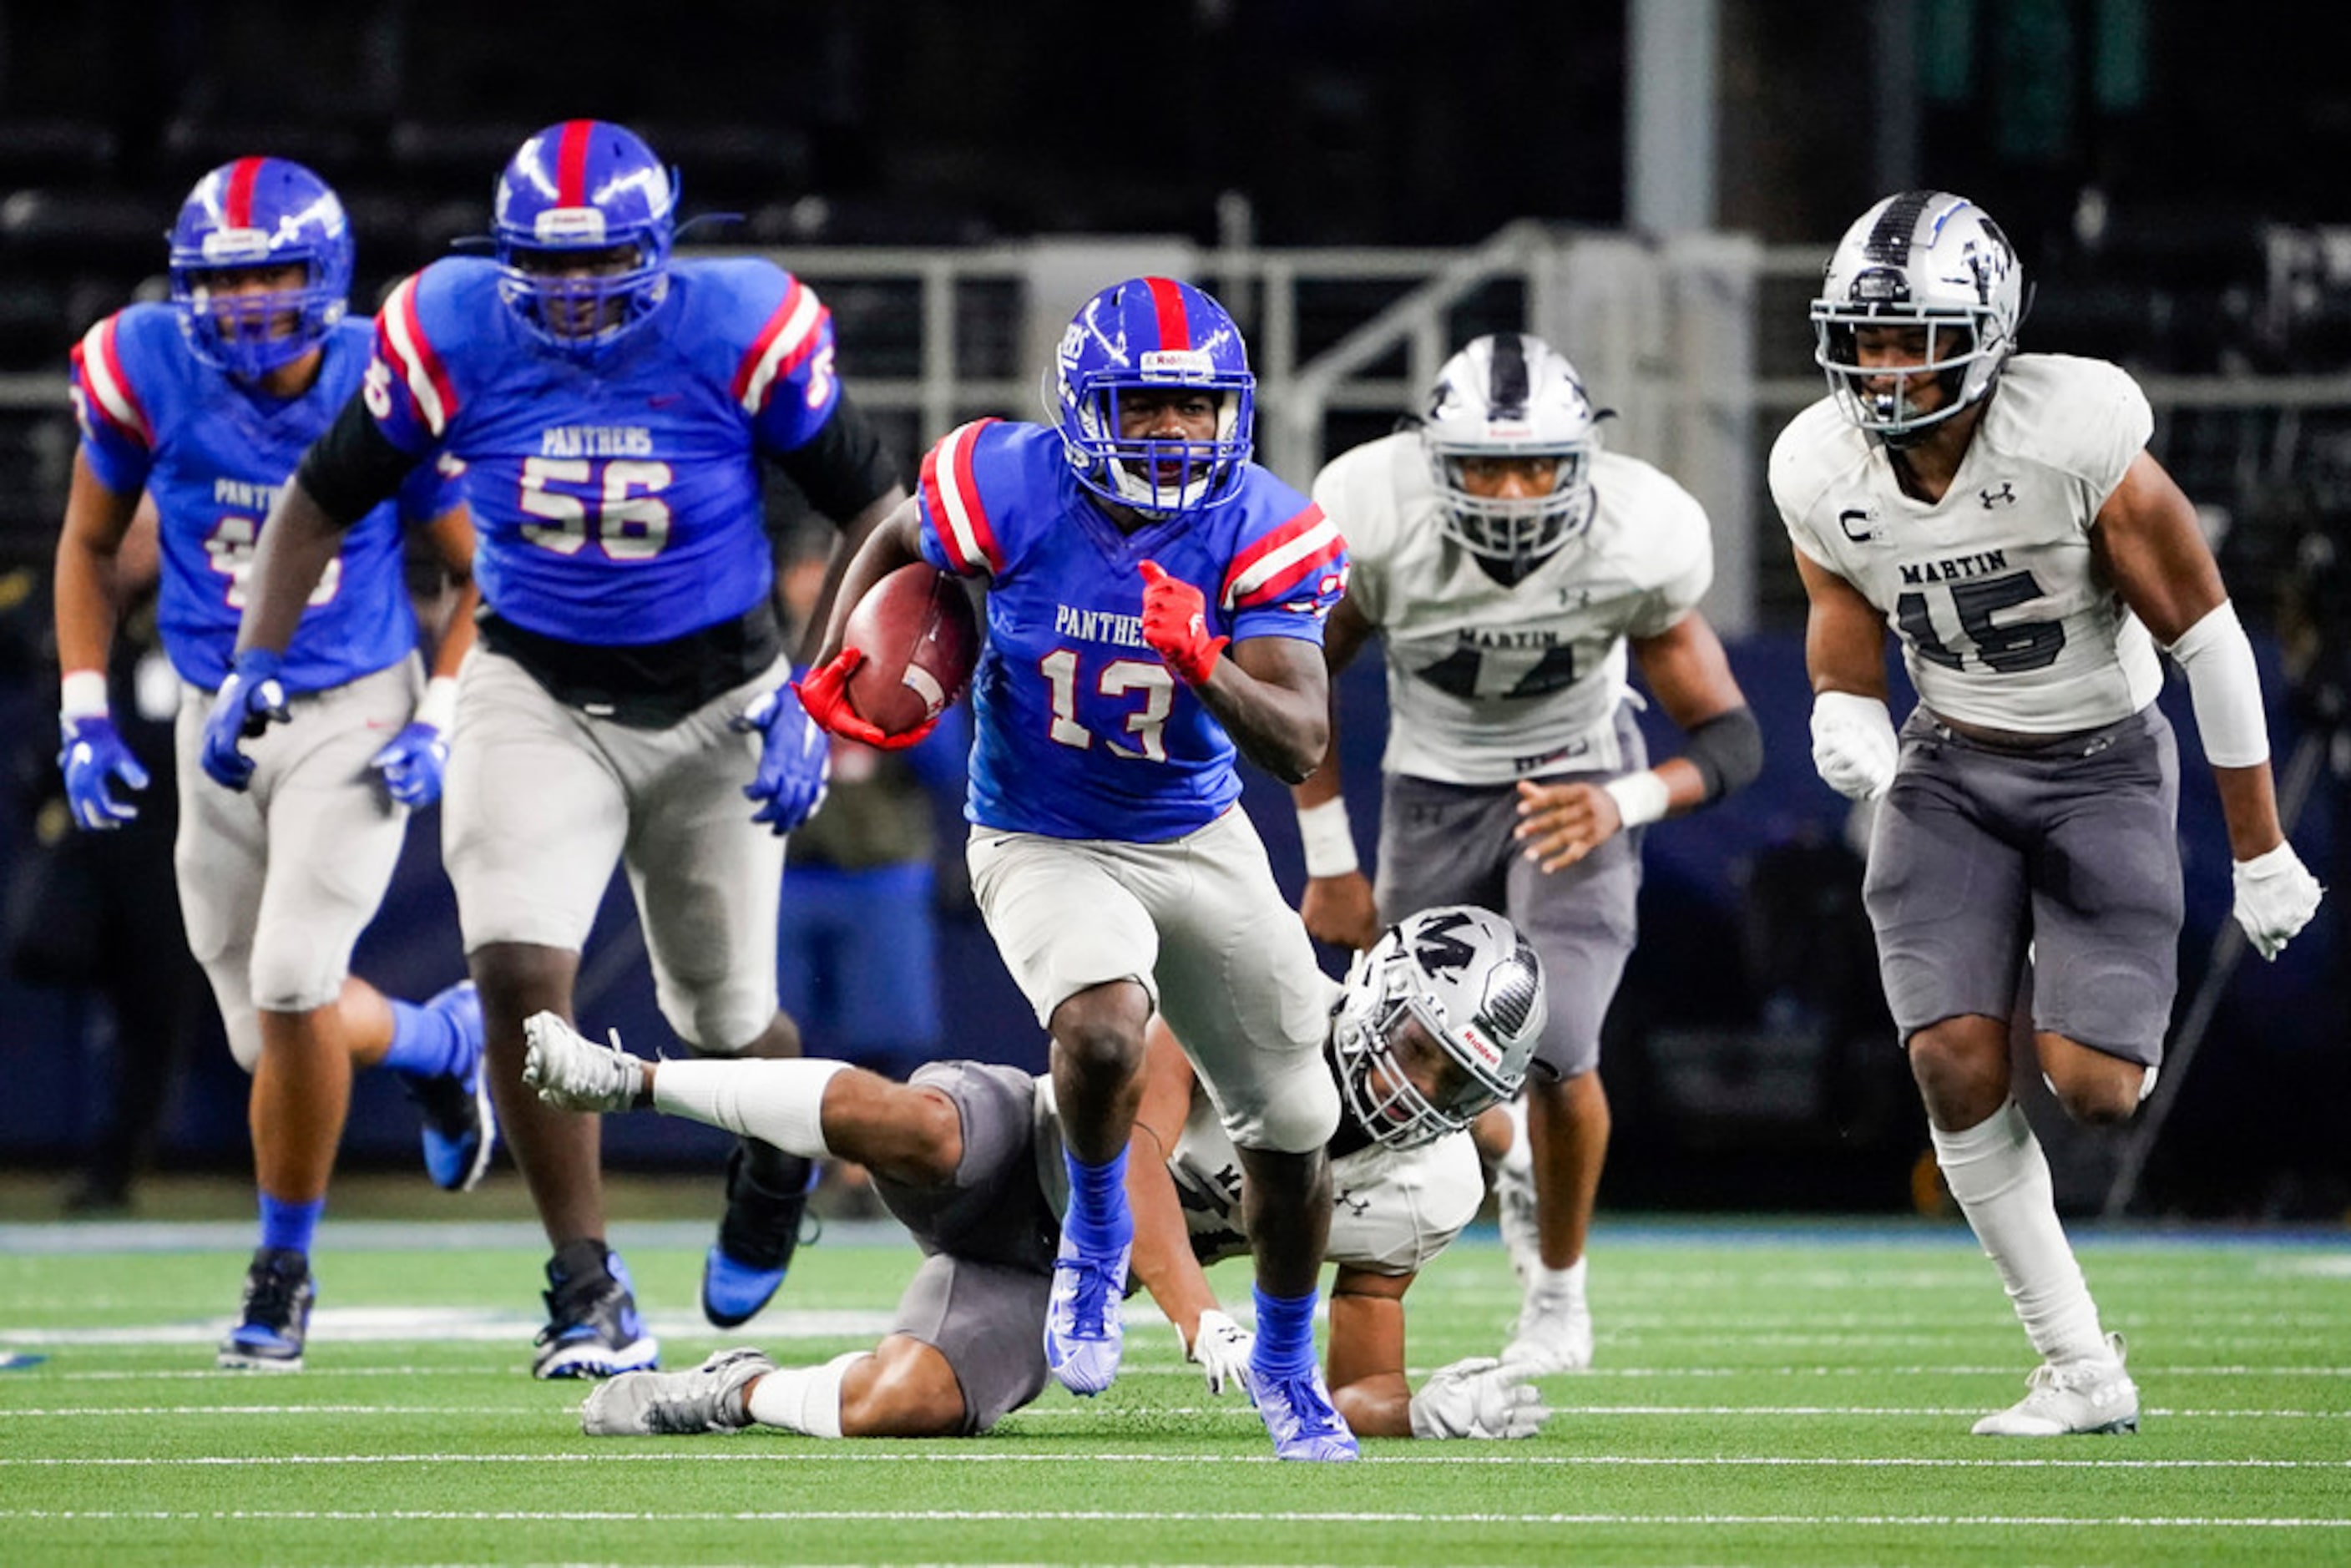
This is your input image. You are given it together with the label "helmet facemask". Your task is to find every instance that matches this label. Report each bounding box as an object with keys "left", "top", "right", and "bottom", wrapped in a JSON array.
[
  {"left": 1811, "top": 190, "right": 2024, "bottom": 447},
  {"left": 1419, "top": 333, "right": 1599, "bottom": 583},
  {"left": 1330, "top": 907, "right": 1547, "bottom": 1151}
]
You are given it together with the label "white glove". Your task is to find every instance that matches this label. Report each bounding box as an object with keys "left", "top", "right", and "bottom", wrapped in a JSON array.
[
  {"left": 1809, "top": 691, "right": 1899, "bottom": 802},
  {"left": 521, "top": 1011, "right": 646, "bottom": 1112},
  {"left": 2231, "top": 842, "right": 2324, "bottom": 960},
  {"left": 1185, "top": 1308, "right": 1254, "bottom": 1397},
  {"left": 1407, "top": 1355, "right": 1549, "bottom": 1440}
]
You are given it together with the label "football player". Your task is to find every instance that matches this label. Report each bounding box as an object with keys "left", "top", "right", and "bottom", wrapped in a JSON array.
[
  {"left": 210, "top": 122, "right": 908, "bottom": 1378},
  {"left": 1300, "top": 332, "right": 1762, "bottom": 1373},
  {"left": 524, "top": 906, "right": 1550, "bottom": 1446},
  {"left": 793, "top": 277, "right": 1358, "bottom": 1459},
  {"left": 1772, "top": 190, "right": 2324, "bottom": 1434},
  {"left": 56, "top": 156, "right": 491, "bottom": 1370}
]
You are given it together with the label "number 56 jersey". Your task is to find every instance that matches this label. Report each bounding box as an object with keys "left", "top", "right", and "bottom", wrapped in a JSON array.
[
  {"left": 363, "top": 254, "right": 842, "bottom": 646},
  {"left": 1769, "top": 352, "right": 2166, "bottom": 734}
]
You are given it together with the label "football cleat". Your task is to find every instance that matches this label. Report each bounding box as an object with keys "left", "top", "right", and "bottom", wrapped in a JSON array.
[
  {"left": 581, "top": 1346, "right": 776, "bottom": 1437},
  {"left": 1972, "top": 1333, "right": 2140, "bottom": 1437},
  {"left": 402, "top": 980, "right": 497, "bottom": 1192},
  {"left": 216, "top": 1247, "right": 315, "bottom": 1372},
  {"left": 533, "top": 1248, "right": 660, "bottom": 1380},
  {"left": 1504, "top": 1273, "right": 1594, "bottom": 1373},
  {"left": 700, "top": 1144, "right": 821, "bottom": 1329},
  {"left": 1243, "top": 1363, "right": 1360, "bottom": 1461},
  {"left": 1042, "top": 1231, "right": 1130, "bottom": 1396},
  {"left": 520, "top": 1009, "right": 645, "bottom": 1114}
]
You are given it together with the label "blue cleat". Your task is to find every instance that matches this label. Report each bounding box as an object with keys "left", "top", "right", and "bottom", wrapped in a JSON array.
[
  {"left": 216, "top": 1247, "right": 316, "bottom": 1372},
  {"left": 1244, "top": 1363, "right": 1360, "bottom": 1461},
  {"left": 533, "top": 1247, "right": 660, "bottom": 1380},
  {"left": 1042, "top": 1232, "right": 1130, "bottom": 1396},
  {"left": 401, "top": 980, "right": 496, "bottom": 1193},
  {"left": 700, "top": 1145, "right": 820, "bottom": 1329}
]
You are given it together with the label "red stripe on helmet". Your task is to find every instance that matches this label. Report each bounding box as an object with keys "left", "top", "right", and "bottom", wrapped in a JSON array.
[
  {"left": 223, "top": 158, "right": 265, "bottom": 230},
  {"left": 556, "top": 120, "right": 596, "bottom": 206},
  {"left": 1144, "top": 276, "right": 1191, "bottom": 352}
]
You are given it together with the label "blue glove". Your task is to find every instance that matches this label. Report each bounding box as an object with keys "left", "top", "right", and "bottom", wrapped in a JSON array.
[
  {"left": 732, "top": 680, "right": 831, "bottom": 834},
  {"left": 369, "top": 721, "right": 449, "bottom": 807},
  {"left": 57, "top": 714, "right": 150, "bottom": 831},
  {"left": 200, "top": 647, "right": 291, "bottom": 792}
]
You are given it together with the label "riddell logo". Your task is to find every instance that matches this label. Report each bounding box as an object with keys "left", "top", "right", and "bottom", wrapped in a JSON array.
[{"left": 1140, "top": 349, "right": 1212, "bottom": 377}]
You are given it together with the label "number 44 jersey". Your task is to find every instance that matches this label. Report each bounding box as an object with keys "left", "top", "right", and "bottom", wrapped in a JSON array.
[
  {"left": 1770, "top": 353, "right": 2166, "bottom": 734},
  {"left": 364, "top": 255, "right": 842, "bottom": 647}
]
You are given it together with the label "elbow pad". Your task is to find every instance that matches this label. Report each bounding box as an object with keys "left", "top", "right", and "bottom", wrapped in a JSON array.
[
  {"left": 2166, "top": 601, "right": 2271, "bottom": 768},
  {"left": 1681, "top": 705, "right": 1764, "bottom": 802}
]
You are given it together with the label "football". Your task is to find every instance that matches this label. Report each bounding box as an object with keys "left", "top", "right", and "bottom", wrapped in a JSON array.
[{"left": 840, "top": 563, "right": 980, "bottom": 739}]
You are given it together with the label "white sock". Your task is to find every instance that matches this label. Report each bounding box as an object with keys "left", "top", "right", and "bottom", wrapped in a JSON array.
[
  {"left": 650, "top": 1059, "right": 848, "bottom": 1156},
  {"left": 1524, "top": 1256, "right": 1587, "bottom": 1306},
  {"left": 744, "top": 1350, "right": 862, "bottom": 1438},
  {"left": 1931, "top": 1100, "right": 2109, "bottom": 1364}
]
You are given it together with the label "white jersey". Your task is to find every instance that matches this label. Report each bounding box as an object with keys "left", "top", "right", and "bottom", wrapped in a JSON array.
[
  {"left": 1314, "top": 432, "right": 1713, "bottom": 784},
  {"left": 1770, "top": 354, "right": 2165, "bottom": 733},
  {"left": 1162, "top": 1077, "right": 1486, "bottom": 1277}
]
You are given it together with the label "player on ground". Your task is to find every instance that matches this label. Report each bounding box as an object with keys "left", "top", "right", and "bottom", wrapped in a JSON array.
[
  {"left": 56, "top": 156, "right": 490, "bottom": 1370},
  {"left": 792, "top": 276, "right": 1358, "bottom": 1458},
  {"left": 1772, "top": 190, "right": 2325, "bottom": 1435},
  {"left": 1301, "top": 332, "right": 1761, "bottom": 1371},
  {"left": 526, "top": 906, "right": 1550, "bottom": 1446},
  {"left": 209, "top": 121, "right": 907, "bottom": 1378}
]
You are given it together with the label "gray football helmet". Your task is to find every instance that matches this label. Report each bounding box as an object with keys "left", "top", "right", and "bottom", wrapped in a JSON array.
[
  {"left": 1332, "top": 905, "right": 1547, "bottom": 1151},
  {"left": 1420, "top": 332, "right": 1598, "bottom": 575},
  {"left": 1811, "top": 190, "right": 2025, "bottom": 446}
]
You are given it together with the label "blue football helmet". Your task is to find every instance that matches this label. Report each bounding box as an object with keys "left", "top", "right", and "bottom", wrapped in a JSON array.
[
  {"left": 168, "top": 157, "right": 352, "bottom": 381},
  {"left": 493, "top": 119, "right": 676, "bottom": 357},
  {"left": 1045, "top": 276, "right": 1255, "bottom": 518}
]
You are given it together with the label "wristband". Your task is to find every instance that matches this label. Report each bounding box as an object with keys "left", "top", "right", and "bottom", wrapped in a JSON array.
[
  {"left": 414, "top": 675, "right": 459, "bottom": 732},
  {"left": 1602, "top": 770, "right": 1671, "bottom": 827},
  {"left": 59, "top": 670, "right": 109, "bottom": 721},
  {"left": 1295, "top": 796, "right": 1359, "bottom": 878}
]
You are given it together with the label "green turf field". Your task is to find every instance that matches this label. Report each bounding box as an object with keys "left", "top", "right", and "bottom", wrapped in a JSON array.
[{"left": 2, "top": 1214, "right": 2345, "bottom": 1566}]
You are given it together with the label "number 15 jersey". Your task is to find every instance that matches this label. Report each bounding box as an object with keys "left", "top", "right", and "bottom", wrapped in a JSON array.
[{"left": 1769, "top": 353, "right": 2165, "bottom": 734}]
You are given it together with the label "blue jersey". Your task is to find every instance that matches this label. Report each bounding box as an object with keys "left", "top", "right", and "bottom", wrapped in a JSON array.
[
  {"left": 363, "top": 255, "right": 841, "bottom": 646},
  {"left": 916, "top": 419, "right": 1347, "bottom": 841},
  {"left": 70, "top": 306, "right": 456, "bottom": 692}
]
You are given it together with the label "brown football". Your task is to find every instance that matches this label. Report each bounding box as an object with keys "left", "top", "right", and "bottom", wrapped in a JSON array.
[{"left": 841, "top": 564, "right": 979, "bottom": 738}]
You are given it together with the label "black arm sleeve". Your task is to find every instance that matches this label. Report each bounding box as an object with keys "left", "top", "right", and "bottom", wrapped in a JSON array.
[
  {"left": 1681, "top": 705, "right": 1765, "bottom": 802},
  {"left": 296, "top": 392, "right": 423, "bottom": 528},
  {"left": 771, "top": 387, "right": 901, "bottom": 523}
]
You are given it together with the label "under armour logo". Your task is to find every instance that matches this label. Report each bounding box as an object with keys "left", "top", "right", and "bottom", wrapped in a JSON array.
[{"left": 1979, "top": 483, "right": 2017, "bottom": 508}]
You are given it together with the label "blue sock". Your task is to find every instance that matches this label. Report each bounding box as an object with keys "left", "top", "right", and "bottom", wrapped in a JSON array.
[
  {"left": 1251, "top": 1283, "right": 1320, "bottom": 1378},
  {"left": 1061, "top": 1148, "right": 1132, "bottom": 1256},
  {"left": 379, "top": 998, "right": 459, "bottom": 1078},
  {"left": 259, "top": 1194, "right": 325, "bottom": 1257}
]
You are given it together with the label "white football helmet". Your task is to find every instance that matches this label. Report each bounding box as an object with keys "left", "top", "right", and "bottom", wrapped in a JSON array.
[
  {"left": 1811, "top": 190, "right": 2025, "bottom": 445},
  {"left": 1332, "top": 906, "right": 1547, "bottom": 1151},
  {"left": 1420, "top": 333, "right": 1598, "bottom": 577}
]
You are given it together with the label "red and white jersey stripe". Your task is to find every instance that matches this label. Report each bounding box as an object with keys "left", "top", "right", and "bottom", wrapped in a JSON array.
[
  {"left": 72, "top": 317, "right": 154, "bottom": 448},
  {"left": 921, "top": 417, "right": 1007, "bottom": 577},
  {"left": 1221, "top": 503, "right": 1344, "bottom": 610},
  {"left": 731, "top": 276, "right": 827, "bottom": 415},
  {"left": 376, "top": 274, "right": 459, "bottom": 438}
]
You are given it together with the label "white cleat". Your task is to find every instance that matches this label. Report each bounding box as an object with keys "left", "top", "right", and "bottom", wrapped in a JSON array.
[
  {"left": 522, "top": 1011, "right": 646, "bottom": 1114},
  {"left": 581, "top": 1346, "right": 775, "bottom": 1436},
  {"left": 1503, "top": 1279, "right": 1594, "bottom": 1373},
  {"left": 1971, "top": 1333, "right": 2140, "bottom": 1436}
]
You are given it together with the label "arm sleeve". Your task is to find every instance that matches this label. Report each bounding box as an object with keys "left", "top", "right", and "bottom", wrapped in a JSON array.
[
  {"left": 771, "top": 386, "right": 900, "bottom": 522},
  {"left": 296, "top": 392, "right": 425, "bottom": 529}
]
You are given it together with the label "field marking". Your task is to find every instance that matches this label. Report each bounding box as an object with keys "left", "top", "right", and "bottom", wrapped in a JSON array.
[
  {"left": 3, "top": 1448, "right": 2348, "bottom": 1471},
  {"left": 2, "top": 1506, "right": 2347, "bottom": 1530},
  {"left": 7, "top": 1399, "right": 2348, "bottom": 1420}
]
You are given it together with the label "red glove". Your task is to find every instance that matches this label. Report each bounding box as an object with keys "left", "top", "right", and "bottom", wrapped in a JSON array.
[
  {"left": 792, "top": 648, "right": 940, "bottom": 751},
  {"left": 1139, "top": 559, "right": 1228, "bottom": 686}
]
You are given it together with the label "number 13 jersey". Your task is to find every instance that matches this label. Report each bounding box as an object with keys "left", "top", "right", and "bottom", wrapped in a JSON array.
[{"left": 1770, "top": 353, "right": 2165, "bottom": 734}]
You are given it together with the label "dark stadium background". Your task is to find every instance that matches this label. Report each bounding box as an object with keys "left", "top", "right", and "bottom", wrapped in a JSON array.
[{"left": 0, "top": 1, "right": 2343, "bottom": 1220}]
